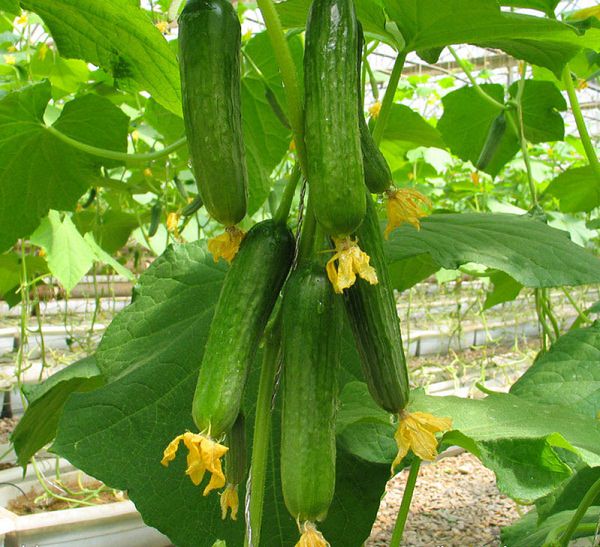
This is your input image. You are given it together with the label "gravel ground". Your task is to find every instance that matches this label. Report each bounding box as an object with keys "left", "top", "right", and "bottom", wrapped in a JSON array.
[{"left": 368, "top": 452, "right": 520, "bottom": 546}]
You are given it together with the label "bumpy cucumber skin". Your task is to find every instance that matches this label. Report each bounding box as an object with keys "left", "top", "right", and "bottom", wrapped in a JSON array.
[
  {"left": 192, "top": 220, "right": 294, "bottom": 436},
  {"left": 179, "top": 0, "right": 247, "bottom": 226},
  {"left": 304, "top": 0, "right": 365, "bottom": 237},
  {"left": 356, "top": 26, "right": 392, "bottom": 194},
  {"left": 281, "top": 265, "right": 341, "bottom": 523},
  {"left": 344, "top": 195, "right": 409, "bottom": 413}
]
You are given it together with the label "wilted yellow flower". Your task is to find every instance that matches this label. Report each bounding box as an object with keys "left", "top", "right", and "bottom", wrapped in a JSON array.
[
  {"left": 155, "top": 21, "right": 169, "bottom": 34},
  {"left": 577, "top": 79, "right": 588, "bottom": 90},
  {"left": 208, "top": 226, "right": 246, "bottom": 264},
  {"left": 220, "top": 484, "right": 239, "bottom": 520},
  {"left": 384, "top": 188, "right": 432, "bottom": 239},
  {"left": 166, "top": 212, "right": 180, "bottom": 235},
  {"left": 392, "top": 411, "right": 453, "bottom": 470},
  {"left": 470, "top": 172, "right": 479, "bottom": 186},
  {"left": 4, "top": 55, "right": 16, "bottom": 65},
  {"left": 326, "top": 237, "right": 378, "bottom": 294},
  {"left": 296, "top": 521, "right": 329, "bottom": 547},
  {"left": 162, "top": 432, "right": 228, "bottom": 496},
  {"left": 369, "top": 101, "right": 382, "bottom": 119}
]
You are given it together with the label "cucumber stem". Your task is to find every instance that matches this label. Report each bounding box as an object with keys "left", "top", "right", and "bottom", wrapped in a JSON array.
[
  {"left": 273, "top": 165, "right": 301, "bottom": 225},
  {"left": 448, "top": 46, "right": 506, "bottom": 112},
  {"left": 45, "top": 126, "right": 187, "bottom": 164},
  {"left": 245, "top": 317, "right": 282, "bottom": 547},
  {"left": 255, "top": 0, "right": 309, "bottom": 177},
  {"left": 389, "top": 457, "right": 421, "bottom": 547},
  {"left": 372, "top": 49, "right": 407, "bottom": 146},
  {"left": 561, "top": 66, "right": 600, "bottom": 179},
  {"left": 543, "top": 476, "right": 600, "bottom": 546}
]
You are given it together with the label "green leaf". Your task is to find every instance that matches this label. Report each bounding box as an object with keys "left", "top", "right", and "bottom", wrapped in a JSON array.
[
  {"left": 21, "top": 0, "right": 181, "bottom": 115},
  {"left": 52, "top": 240, "right": 389, "bottom": 546},
  {"left": 30, "top": 211, "right": 95, "bottom": 293},
  {"left": 387, "top": 253, "right": 440, "bottom": 292},
  {"left": 410, "top": 390, "right": 600, "bottom": 501},
  {"left": 510, "top": 323, "right": 600, "bottom": 419},
  {"left": 483, "top": 271, "right": 523, "bottom": 310},
  {"left": 438, "top": 81, "right": 566, "bottom": 176},
  {"left": 0, "top": 82, "right": 128, "bottom": 251},
  {"left": 384, "top": 213, "right": 600, "bottom": 289},
  {"left": 501, "top": 506, "right": 600, "bottom": 547},
  {"left": 30, "top": 47, "right": 90, "bottom": 96},
  {"left": 0, "top": 0, "right": 19, "bottom": 14},
  {"left": 12, "top": 356, "right": 103, "bottom": 467},
  {"left": 0, "top": 253, "right": 48, "bottom": 295},
  {"left": 384, "top": 0, "right": 599, "bottom": 75},
  {"left": 500, "top": 0, "right": 560, "bottom": 16},
  {"left": 546, "top": 165, "right": 600, "bottom": 213},
  {"left": 74, "top": 210, "right": 139, "bottom": 254},
  {"left": 83, "top": 233, "right": 135, "bottom": 281},
  {"left": 144, "top": 98, "right": 184, "bottom": 143}
]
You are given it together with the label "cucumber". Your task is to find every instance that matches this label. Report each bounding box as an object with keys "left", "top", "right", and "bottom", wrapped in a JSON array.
[
  {"left": 281, "top": 264, "right": 341, "bottom": 523},
  {"left": 179, "top": 0, "right": 247, "bottom": 226},
  {"left": 476, "top": 111, "right": 506, "bottom": 171},
  {"left": 357, "top": 25, "right": 392, "bottom": 194},
  {"left": 304, "top": 0, "right": 365, "bottom": 237},
  {"left": 192, "top": 220, "right": 294, "bottom": 436},
  {"left": 344, "top": 194, "right": 409, "bottom": 413},
  {"left": 225, "top": 413, "right": 246, "bottom": 487},
  {"left": 148, "top": 202, "right": 162, "bottom": 237}
]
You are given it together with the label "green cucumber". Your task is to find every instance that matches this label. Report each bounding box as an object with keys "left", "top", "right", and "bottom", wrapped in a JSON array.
[
  {"left": 304, "top": 0, "right": 365, "bottom": 237},
  {"left": 281, "top": 264, "right": 341, "bottom": 523},
  {"left": 148, "top": 202, "right": 162, "bottom": 237},
  {"left": 225, "top": 413, "right": 246, "bottom": 486},
  {"left": 192, "top": 220, "right": 294, "bottom": 436},
  {"left": 476, "top": 111, "right": 506, "bottom": 171},
  {"left": 356, "top": 26, "right": 393, "bottom": 194},
  {"left": 344, "top": 194, "right": 409, "bottom": 413},
  {"left": 179, "top": 0, "right": 247, "bottom": 226}
]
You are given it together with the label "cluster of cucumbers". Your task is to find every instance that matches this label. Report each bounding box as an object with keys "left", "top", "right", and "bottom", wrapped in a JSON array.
[{"left": 178, "top": 0, "right": 409, "bottom": 540}]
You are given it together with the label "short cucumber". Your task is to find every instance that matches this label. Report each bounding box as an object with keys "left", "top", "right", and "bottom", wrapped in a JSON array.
[
  {"left": 192, "top": 220, "right": 294, "bottom": 436},
  {"left": 476, "top": 111, "right": 507, "bottom": 171},
  {"left": 356, "top": 26, "right": 393, "bottom": 194},
  {"left": 281, "top": 264, "right": 341, "bottom": 523},
  {"left": 179, "top": 0, "right": 247, "bottom": 226},
  {"left": 344, "top": 194, "right": 409, "bottom": 413},
  {"left": 304, "top": 0, "right": 365, "bottom": 237}
]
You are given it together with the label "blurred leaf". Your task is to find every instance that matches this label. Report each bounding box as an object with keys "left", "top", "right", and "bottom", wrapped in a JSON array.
[
  {"left": 30, "top": 47, "right": 90, "bottom": 96},
  {"left": 483, "top": 270, "right": 523, "bottom": 310},
  {"left": 387, "top": 253, "right": 439, "bottom": 291},
  {"left": 0, "top": 253, "right": 48, "bottom": 295},
  {"left": 83, "top": 233, "right": 134, "bottom": 281},
  {"left": 0, "top": 0, "right": 19, "bottom": 13},
  {"left": 144, "top": 98, "right": 185, "bottom": 143},
  {"left": 30, "top": 211, "right": 95, "bottom": 292},
  {"left": 546, "top": 165, "right": 600, "bottom": 213},
  {"left": 74, "top": 209, "right": 139, "bottom": 254},
  {"left": 21, "top": 0, "right": 181, "bottom": 115},
  {"left": 500, "top": 0, "right": 559, "bottom": 15}
]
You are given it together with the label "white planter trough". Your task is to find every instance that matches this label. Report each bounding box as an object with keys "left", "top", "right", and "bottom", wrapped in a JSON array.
[{"left": 0, "top": 459, "right": 171, "bottom": 547}]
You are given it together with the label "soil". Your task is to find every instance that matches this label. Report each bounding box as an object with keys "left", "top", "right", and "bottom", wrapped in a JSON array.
[
  {"left": 8, "top": 476, "right": 127, "bottom": 515},
  {"left": 368, "top": 452, "right": 521, "bottom": 546},
  {"left": 0, "top": 417, "right": 18, "bottom": 444}
]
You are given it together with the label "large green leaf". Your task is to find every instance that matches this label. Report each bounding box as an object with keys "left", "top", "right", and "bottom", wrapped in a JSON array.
[
  {"left": 12, "top": 356, "right": 103, "bottom": 466},
  {"left": 21, "top": 0, "right": 181, "bottom": 115},
  {"left": 30, "top": 211, "right": 96, "bottom": 293},
  {"left": 501, "top": 0, "right": 560, "bottom": 16},
  {"left": 0, "top": 0, "right": 19, "bottom": 13},
  {"left": 384, "top": 213, "right": 600, "bottom": 289},
  {"left": 546, "top": 165, "right": 600, "bottom": 213},
  {"left": 0, "top": 82, "right": 128, "bottom": 251},
  {"left": 53, "top": 241, "right": 388, "bottom": 546},
  {"left": 438, "top": 80, "right": 566, "bottom": 176},
  {"left": 510, "top": 323, "right": 600, "bottom": 419},
  {"left": 385, "top": 0, "right": 599, "bottom": 75}
]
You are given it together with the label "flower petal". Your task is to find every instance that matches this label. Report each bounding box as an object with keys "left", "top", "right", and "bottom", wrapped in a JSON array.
[
  {"left": 384, "top": 188, "right": 431, "bottom": 239},
  {"left": 296, "top": 522, "right": 329, "bottom": 547},
  {"left": 207, "top": 227, "right": 246, "bottom": 264},
  {"left": 161, "top": 434, "right": 185, "bottom": 466},
  {"left": 220, "top": 484, "right": 239, "bottom": 520},
  {"left": 327, "top": 237, "right": 378, "bottom": 293}
]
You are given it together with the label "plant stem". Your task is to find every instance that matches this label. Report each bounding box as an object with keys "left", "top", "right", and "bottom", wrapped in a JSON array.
[
  {"left": 561, "top": 66, "right": 600, "bottom": 179},
  {"left": 544, "top": 476, "right": 600, "bottom": 546},
  {"left": 372, "top": 50, "right": 407, "bottom": 145},
  {"left": 296, "top": 194, "right": 317, "bottom": 264},
  {"left": 448, "top": 46, "right": 506, "bottom": 111},
  {"left": 255, "top": 0, "right": 308, "bottom": 176},
  {"left": 562, "top": 287, "right": 591, "bottom": 325},
  {"left": 390, "top": 458, "right": 421, "bottom": 547},
  {"left": 245, "top": 316, "right": 282, "bottom": 547},
  {"left": 273, "top": 165, "right": 301, "bottom": 225},
  {"left": 46, "top": 126, "right": 187, "bottom": 165}
]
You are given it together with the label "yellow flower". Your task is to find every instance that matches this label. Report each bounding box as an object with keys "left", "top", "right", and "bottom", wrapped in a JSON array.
[
  {"left": 296, "top": 521, "right": 329, "bottom": 547},
  {"left": 208, "top": 226, "right": 246, "bottom": 264},
  {"left": 7, "top": 45, "right": 16, "bottom": 53},
  {"left": 155, "top": 21, "right": 169, "bottom": 34},
  {"left": 161, "top": 432, "right": 228, "bottom": 496},
  {"left": 326, "top": 237, "right": 378, "bottom": 294},
  {"left": 470, "top": 172, "right": 479, "bottom": 186},
  {"left": 384, "top": 188, "right": 432, "bottom": 239},
  {"left": 570, "top": 5, "right": 600, "bottom": 21},
  {"left": 38, "top": 43, "right": 48, "bottom": 61},
  {"left": 16, "top": 13, "right": 28, "bottom": 25},
  {"left": 131, "top": 129, "right": 140, "bottom": 142},
  {"left": 392, "top": 411, "right": 453, "bottom": 470},
  {"left": 4, "top": 55, "right": 16, "bottom": 65},
  {"left": 577, "top": 79, "right": 588, "bottom": 90},
  {"left": 220, "top": 484, "right": 239, "bottom": 520},
  {"left": 143, "top": 168, "right": 153, "bottom": 178},
  {"left": 166, "top": 212, "right": 180, "bottom": 235},
  {"left": 368, "top": 101, "right": 382, "bottom": 119}
]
